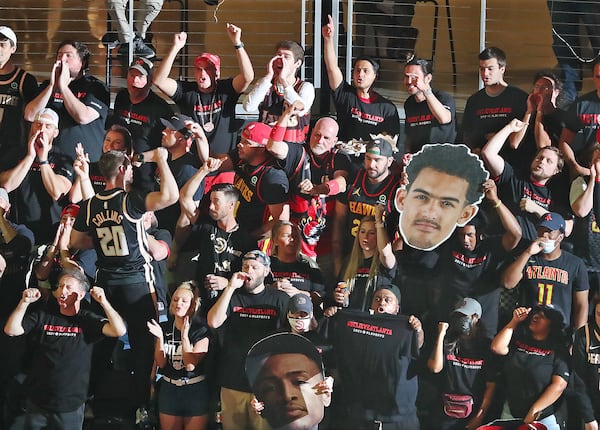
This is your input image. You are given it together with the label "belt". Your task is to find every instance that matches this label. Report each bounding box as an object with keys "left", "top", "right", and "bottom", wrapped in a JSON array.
[{"left": 161, "top": 375, "right": 205, "bottom": 386}]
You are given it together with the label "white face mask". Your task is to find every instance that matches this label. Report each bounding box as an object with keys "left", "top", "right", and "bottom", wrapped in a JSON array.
[
  {"left": 288, "top": 316, "right": 312, "bottom": 333},
  {"left": 541, "top": 239, "right": 556, "bottom": 254}
]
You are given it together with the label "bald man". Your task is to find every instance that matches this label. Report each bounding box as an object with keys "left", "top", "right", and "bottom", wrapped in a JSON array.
[{"left": 267, "top": 108, "right": 351, "bottom": 280}]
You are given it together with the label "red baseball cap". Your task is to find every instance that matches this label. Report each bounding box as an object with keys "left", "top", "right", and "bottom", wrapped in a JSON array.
[
  {"left": 241, "top": 122, "right": 272, "bottom": 146},
  {"left": 194, "top": 53, "right": 221, "bottom": 76}
]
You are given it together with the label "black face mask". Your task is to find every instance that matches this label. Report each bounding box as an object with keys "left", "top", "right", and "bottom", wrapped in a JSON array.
[{"left": 449, "top": 313, "right": 472, "bottom": 337}]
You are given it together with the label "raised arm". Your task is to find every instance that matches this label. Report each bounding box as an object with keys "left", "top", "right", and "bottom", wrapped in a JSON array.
[
  {"left": 226, "top": 23, "right": 254, "bottom": 94},
  {"left": 152, "top": 32, "right": 187, "bottom": 97},
  {"left": 502, "top": 239, "right": 543, "bottom": 289},
  {"left": 321, "top": 15, "right": 344, "bottom": 91},
  {"left": 266, "top": 101, "right": 304, "bottom": 160},
  {"left": 427, "top": 322, "right": 448, "bottom": 373},
  {"left": 481, "top": 119, "right": 527, "bottom": 177},
  {"left": 144, "top": 147, "right": 179, "bottom": 212},
  {"left": 24, "top": 62, "right": 59, "bottom": 121},
  {"left": 491, "top": 306, "right": 530, "bottom": 355},
  {"left": 374, "top": 204, "right": 396, "bottom": 269},
  {"left": 90, "top": 287, "right": 127, "bottom": 338},
  {"left": 482, "top": 179, "right": 521, "bottom": 251},
  {"left": 4, "top": 288, "right": 41, "bottom": 336},
  {"left": 57, "top": 61, "right": 100, "bottom": 124},
  {"left": 0, "top": 132, "right": 36, "bottom": 192}
]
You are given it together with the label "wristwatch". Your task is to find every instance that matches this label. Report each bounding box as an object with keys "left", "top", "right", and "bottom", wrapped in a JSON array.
[{"left": 136, "top": 153, "right": 144, "bottom": 163}]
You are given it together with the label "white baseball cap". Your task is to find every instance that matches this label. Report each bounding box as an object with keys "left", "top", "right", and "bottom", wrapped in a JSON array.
[{"left": 0, "top": 26, "right": 17, "bottom": 46}]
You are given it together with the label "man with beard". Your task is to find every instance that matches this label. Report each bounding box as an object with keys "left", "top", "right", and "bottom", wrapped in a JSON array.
[
  {"left": 321, "top": 14, "right": 400, "bottom": 142},
  {"left": 482, "top": 118, "right": 571, "bottom": 241},
  {"left": 332, "top": 138, "right": 399, "bottom": 275},
  {"left": 207, "top": 250, "right": 289, "bottom": 430},
  {"left": 4, "top": 269, "right": 126, "bottom": 429},
  {"left": 25, "top": 40, "right": 109, "bottom": 163},
  {"left": 173, "top": 182, "right": 256, "bottom": 310},
  {"left": 245, "top": 332, "right": 332, "bottom": 430}
]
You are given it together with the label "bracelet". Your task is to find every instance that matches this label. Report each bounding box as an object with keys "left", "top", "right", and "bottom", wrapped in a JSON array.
[
  {"left": 38, "top": 160, "right": 49, "bottom": 166},
  {"left": 234, "top": 42, "right": 245, "bottom": 50},
  {"left": 423, "top": 88, "right": 433, "bottom": 97},
  {"left": 325, "top": 179, "right": 340, "bottom": 196},
  {"left": 493, "top": 200, "right": 502, "bottom": 208},
  {"left": 270, "top": 124, "right": 287, "bottom": 142}
]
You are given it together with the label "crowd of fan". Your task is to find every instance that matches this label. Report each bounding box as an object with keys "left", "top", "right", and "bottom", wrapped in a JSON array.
[{"left": 0, "top": 9, "right": 600, "bottom": 430}]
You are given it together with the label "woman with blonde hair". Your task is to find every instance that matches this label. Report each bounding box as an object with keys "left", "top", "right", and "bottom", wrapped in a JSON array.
[
  {"left": 147, "top": 281, "right": 211, "bottom": 430},
  {"left": 325, "top": 207, "right": 397, "bottom": 315}
]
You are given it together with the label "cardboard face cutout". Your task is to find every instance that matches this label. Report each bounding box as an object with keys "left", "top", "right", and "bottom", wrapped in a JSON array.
[{"left": 395, "top": 144, "right": 489, "bottom": 251}]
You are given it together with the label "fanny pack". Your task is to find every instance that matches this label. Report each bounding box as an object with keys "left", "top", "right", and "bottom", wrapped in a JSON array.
[{"left": 442, "top": 393, "right": 473, "bottom": 419}]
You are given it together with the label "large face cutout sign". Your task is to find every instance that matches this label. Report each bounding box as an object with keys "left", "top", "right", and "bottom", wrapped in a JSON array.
[
  {"left": 395, "top": 144, "right": 489, "bottom": 251},
  {"left": 246, "top": 333, "right": 331, "bottom": 430}
]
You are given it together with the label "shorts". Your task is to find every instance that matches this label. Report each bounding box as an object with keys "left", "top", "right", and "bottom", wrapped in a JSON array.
[{"left": 157, "top": 378, "right": 209, "bottom": 417}]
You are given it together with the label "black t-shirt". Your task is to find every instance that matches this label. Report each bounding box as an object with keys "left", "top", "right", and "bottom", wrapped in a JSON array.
[
  {"left": 172, "top": 78, "right": 241, "bottom": 156},
  {"left": 269, "top": 256, "right": 326, "bottom": 297},
  {"left": 332, "top": 81, "right": 401, "bottom": 141},
  {"left": 403, "top": 89, "right": 457, "bottom": 152},
  {"left": 108, "top": 88, "right": 174, "bottom": 154},
  {"left": 563, "top": 90, "right": 600, "bottom": 162},
  {"left": 218, "top": 287, "right": 289, "bottom": 392},
  {"left": 332, "top": 310, "right": 420, "bottom": 419},
  {"left": 461, "top": 85, "right": 528, "bottom": 150},
  {"left": 504, "top": 330, "right": 570, "bottom": 419},
  {"left": 0, "top": 67, "right": 39, "bottom": 170},
  {"left": 107, "top": 89, "right": 174, "bottom": 191},
  {"left": 11, "top": 151, "right": 74, "bottom": 244},
  {"left": 341, "top": 256, "right": 397, "bottom": 312},
  {"left": 159, "top": 316, "right": 210, "bottom": 379},
  {"left": 74, "top": 188, "right": 152, "bottom": 286},
  {"left": 43, "top": 74, "right": 110, "bottom": 163},
  {"left": 22, "top": 308, "right": 106, "bottom": 412},
  {"left": 497, "top": 163, "right": 561, "bottom": 241}
]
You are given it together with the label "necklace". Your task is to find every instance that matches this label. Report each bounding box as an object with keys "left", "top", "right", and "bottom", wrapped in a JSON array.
[{"left": 197, "top": 91, "right": 216, "bottom": 133}]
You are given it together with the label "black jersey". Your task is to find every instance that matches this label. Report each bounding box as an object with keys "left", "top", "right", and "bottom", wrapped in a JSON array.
[
  {"left": 258, "top": 79, "right": 311, "bottom": 144},
  {"left": 160, "top": 316, "right": 210, "bottom": 380},
  {"left": 404, "top": 88, "right": 457, "bottom": 152},
  {"left": 520, "top": 251, "right": 589, "bottom": 326},
  {"left": 230, "top": 151, "right": 289, "bottom": 234},
  {"left": 0, "top": 67, "right": 39, "bottom": 170},
  {"left": 571, "top": 176, "right": 600, "bottom": 271},
  {"left": 332, "top": 310, "right": 420, "bottom": 419},
  {"left": 462, "top": 85, "right": 528, "bottom": 150},
  {"left": 74, "top": 188, "right": 152, "bottom": 286},
  {"left": 339, "top": 169, "right": 400, "bottom": 243},
  {"left": 573, "top": 321, "right": 600, "bottom": 423},
  {"left": 332, "top": 81, "right": 401, "bottom": 141},
  {"left": 172, "top": 78, "right": 241, "bottom": 156}
]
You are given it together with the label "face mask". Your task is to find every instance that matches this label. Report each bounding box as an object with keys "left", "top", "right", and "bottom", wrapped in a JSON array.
[
  {"left": 541, "top": 239, "right": 556, "bottom": 254},
  {"left": 288, "top": 316, "right": 312, "bottom": 333},
  {"left": 449, "top": 313, "right": 472, "bottom": 336}
]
